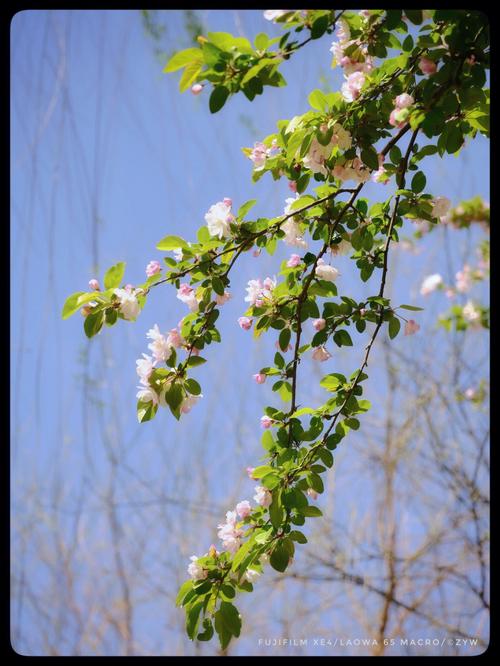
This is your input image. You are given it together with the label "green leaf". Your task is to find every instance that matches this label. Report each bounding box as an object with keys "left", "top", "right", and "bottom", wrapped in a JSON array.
[
  {"left": 404, "top": 9, "right": 422, "bottom": 24},
  {"left": 446, "top": 125, "right": 463, "bottom": 154},
  {"left": 388, "top": 317, "right": 401, "bottom": 339},
  {"left": 179, "top": 61, "right": 202, "bottom": 93},
  {"left": 300, "top": 505, "right": 323, "bottom": 517},
  {"left": 137, "top": 399, "right": 158, "bottom": 424},
  {"left": 361, "top": 146, "right": 379, "bottom": 171},
  {"left": 279, "top": 328, "right": 291, "bottom": 351},
  {"left": 186, "top": 601, "right": 204, "bottom": 640},
  {"left": 218, "top": 602, "right": 242, "bottom": 637},
  {"left": 252, "top": 465, "right": 275, "bottom": 478},
  {"left": 399, "top": 304, "right": 424, "bottom": 311},
  {"left": 84, "top": 310, "right": 104, "bottom": 338},
  {"left": 209, "top": 86, "right": 230, "bottom": 113},
  {"left": 308, "top": 88, "right": 328, "bottom": 112},
  {"left": 163, "top": 48, "right": 202, "bottom": 72},
  {"left": 237, "top": 199, "right": 257, "bottom": 219},
  {"left": 62, "top": 292, "right": 86, "bottom": 319},
  {"left": 164, "top": 383, "right": 183, "bottom": 418},
  {"left": 270, "top": 542, "right": 290, "bottom": 572},
  {"left": 104, "top": 262, "right": 126, "bottom": 290},
  {"left": 289, "top": 530, "right": 307, "bottom": 544},
  {"left": 254, "top": 32, "right": 269, "bottom": 50},
  {"left": 197, "top": 618, "right": 214, "bottom": 642},
  {"left": 185, "top": 378, "right": 201, "bottom": 396},
  {"left": 176, "top": 580, "right": 194, "bottom": 607},
  {"left": 411, "top": 171, "right": 426, "bottom": 194},
  {"left": 186, "top": 356, "right": 207, "bottom": 367},
  {"left": 156, "top": 235, "right": 189, "bottom": 251},
  {"left": 333, "top": 330, "right": 353, "bottom": 347},
  {"left": 269, "top": 491, "right": 284, "bottom": 529},
  {"left": 212, "top": 277, "right": 225, "bottom": 296}
]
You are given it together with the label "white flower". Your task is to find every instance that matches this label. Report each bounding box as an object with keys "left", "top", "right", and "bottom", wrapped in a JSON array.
[
  {"left": 263, "top": 10, "right": 289, "bottom": 21},
  {"left": 187, "top": 556, "right": 208, "bottom": 581},
  {"left": 254, "top": 485, "right": 272, "bottom": 508},
  {"left": 303, "top": 137, "right": 332, "bottom": 176},
  {"left": 114, "top": 288, "right": 141, "bottom": 320},
  {"left": 136, "top": 353, "right": 155, "bottom": 385},
  {"left": 180, "top": 393, "right": 202, "bottom": 414},
  {"left": 136, "top": 385, "right": 158, "bottom": 405},
  {"left": 146, "top": 324, "right": 173, "bottom": 362},
  {"left": 432, "top": 196, "right": 451, "bottom": 218},
  {"left": 205, "top": 201, "right": 234, "bottom": 239},
  {"left": 282, "top": 219, "right": 308, "bottom": 248},
  {"left": 217, "top": 510, "right": 244, "bottom": 553},
  {"left": 341, "top": 72, "right": 366, "bottom": 102},
  {"left": 244, "top": 568, "right": 261, "bottom": 583},
  {"left": 462, "top": 300, "right": 480, "bottom": 322},
  {"left": 245, "top": 277, "right": 276, "bottom": 306},
  {"left": 315, "top": 259, "right": 339, "bottom": 282},
  {"left": 331, "top": 123, "right": 352, "bottom": 151},
  {"left": 172, "top": 247, "right": 184, "bottom": 261},
  {"left": 312, "top": 346, "right": 331, "bottom": 362},
  {"left": 420, "top": 273, "right": 443, "bottom": 296}
]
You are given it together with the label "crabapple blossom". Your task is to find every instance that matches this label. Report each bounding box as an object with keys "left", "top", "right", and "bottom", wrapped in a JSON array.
[
  {"left": 205, "top": 200, "right": 235, "bottom": 239},
  {"left": 312, "top": 346, "right": 331, "bottom": 361},
  {"left": 307, "top": 488, "right": 318, "bottom": 500},
  {"left": 217, "top": 511, "right": 244, "bottom": 553},
  {"left": 432, "top": 196, "right": 451, "bottom": 218},
  {"left": 244, "top": 568, "right": 261, "bottom": 583},
  {"left": 315, "top": 259, "right": 339, "bottom": 282},
  {"left": 260, "top": 415, "right": 273, "bottom": 429},
  {"left": 389, "top": 107, "right": 409, "bottom": 128},
  {"left": 282, "top": 218, "right": 307, "bottom": 248},
  {"left": 177, "top": 283, "right": 199, "bottom": 311},
  {"left": 263, "top": 10, "right": 289, "bottom": 21},
  {"left": 216, "top": 291, "right": 232, "bottom": 305},
  {"left": 455, "top": 266, "right": 472, "bottom": 293},
  {"left": 136, "top": 353, "right": 155, "bottom": 384},
  {"left": 464, "top": 387, "right": 476, "bottom": 400},
  {"left": 248, "top": 141, "right": 273, "bottom": 169},
  {"left": 146, "top": 324, "right": 173, "bottom": 362},
  {"left": 236, "top": 500, "right": 252, "bottom": 519},
  {"left": 180, "top": 394, "right": 202, "bottom": 414},
  {"left": 145, "top": 260, "right": 162, "bottom": 277},
  {"left": 254, "top": 485, "right": 272, "bottom": 508},
  {"left": 238, "top": 316, "right": 253, "bottom": 331},
  {"left": 462, "top": 300, "right": 480, "bottom": 323},
  {"left": 187, "top": 556, "right": 208, "bottom": 581},
  {"left": 287, "top": 253, "right": 301, "bottom": 268},
  {"left": 246, "top": 467, "right": 256, "bottom": 479},
  {"left": 166, "top": 327, "right": 184, "bottom": 348},
  {"left": 394, "top": 93, "right": 414, "bottom": 109},
  {"left": 136, "top": 385, "right": 159, "bottom": 405},
  {"left": 114, "top": 288, "right": 141, "bottom": 320},
  {"left": 371, "top": 153, "right": 387, "bottom": 183},
  {"left": 288, "top": 180, "right": 297, "bottom": 193},
  {"left": 244, "top": 277, "right": 276, "bottom": 306},
  {"left": 420, "top": 273, "right": 443, "bottom": 296},
  {"left": 312, "top": 318, "right": 326, "bottom": 331},
  {"left": 191, "top": 83, "right": 203, "bottom": 95},
  {"left": 419, "top": 57, "right": 437, "bottom": 75},
  {"left": 302, "top": 137, "right": 332, "bottom": 176},
  {"left": 89, "top": 278, "right": 100, "bottom": 291},
  {"left": 404, "top": 319, "right": 420, "bottom": 336},
  {"left": 331, "top": 123, "right": 352, "bottom": 150},
  {"left": 341, "top": 71, "right": 366, "bottom": 102},
  {"left": 253, "top": 373, "right": 266, "bottom": 384}
]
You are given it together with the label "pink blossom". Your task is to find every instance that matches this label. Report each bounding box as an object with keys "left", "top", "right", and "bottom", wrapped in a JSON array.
[
  {"left": 254, "top": 485, "right": 272, "bottom": 508},
  {"left": 464, "top": 387, "right": 476, "bottom": 400},
  {"left": 307, "top": 488, "right": 318, "bottom": 500},
  {"left": 341, "top": 72, "right": 366, "bottom": 102},
  {"left": 394, "top": 93, "right": 414, "bottom": 109},
  {"left": 260, "top": 415, "right": 273, "bottom": 429},
  {"left": 245, "top": 276, "right": 276, "bottom": 306},
  {"left": 89, "top": 278, "right": 100, "bottom": 291},
  {"left": 166, "top": 327, "right": 184, "bottom": 348},
  {"left": 359, "top": 308, "right": 367, "bottom": 316},
  {"left": 181, "top": 394, "right": 202, "bottom": 414},
  {"left": 315, "top": 259, "right": 339, "bottom": 282},
  {"left": 389, "top": 108, "right": 407, "bottom": 128},
  {"left": 177, "top": 283, "right": 199, "bottom": 311},
  {"left": 217, "top": 511, "right": 244, "bottom": 553},
  {"left": 146, "top": 324, "right": 173, "bottom": 362},
  {"left": 238, "top": 316, "right": 253, "bottom": 331},
  {"left": 420, "top": 273, "right": 443, "bottom": 296},
  {"left": 136, "top": 385, "right": 159, "bottom": 405},
  {"left": 419, "top": 57, "right": 437, "bottom": 75},
  {"left": 223, "top": 197, "right": 232, "bottom": 208},
  {"left": 236, "top": 500, "right": 252, "bottom": 519},
  {"left": 312, "top": 318, "right": 326, "bottom": 331},
  {"left": 187, "top": 555, "right": 208, "bottom": 581},
  {"left": 205, "top": 200, "right": 234, "bottom": 239},
  {"left": 136, "top": 353, "right": 155, "bottom": 385},
  {"left": 253, "top": 373, "right": 266, "bottom": 384},
  {"left": 145, "top": 260, "right": 162, "bottom": 277},
  {"left": 216, "top": 291, "right": 232, "bottom": 305},
  {"left": 287, "top": 254, "right": 301, "bottom": 268},
  {"left": 124, "top": 284, "right": 134, "bottom": 293},
  {"left": 404, "top": 319, "right": 420, "bottom": 336},
  {"left": 191, "top": 83, "right": 203, "bottom": 95},
  {"left": 288, "top": 180, "right": 297, "bottom": 193},
  {"left": 249, "top": 141, "right": 268, "bottom": 169},
  {"left": 252, "top": 249, "right": 261, "bottom": 257},
  {"left": 432, "top": 196, "right": 451, "bottom": 218},
  {"left": 312, "top": 346, "right": 331, "bottom": 362},
  {"left": 246, "top": 466, "right": 256, "bottom": 479},
  {"left": 445, "top": 288, "right": 456, "bottom": 299}
]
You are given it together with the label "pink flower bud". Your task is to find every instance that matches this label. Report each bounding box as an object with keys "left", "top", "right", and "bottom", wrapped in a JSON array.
[
  {"left": 360, "top": 308, "right": 367, "bottom": 316},
  {"left": 288, "top": 180, "right": 298, "bottom": 193},
  {"left": 223, "top": 197, "right": 232, "bottom": 208},
  {"left": 236, "top": 500, "right": 252, "bottom": 519},
  {"left": 191, "top": 83, "right": 203, "bottom": 95},
  {"left": 238, "top": 316, "right": 253, "bottom": 331},
  {"left": 404, "top": 319, "right": 420, "bottom": 336},
  {"left": 389, "top": 109, "right": 407, "bottom": 129},
  {"left": 307, "top": 488, "right": 318, "bottom": 500},
  {"left": 419, "top": 57, "right": 437, "bottom": 75},
  {"left": 246, "top": 466, "right": 256, "bottom": 479},
  {"left": 253, "top": 249, "right": 261, "bottom": 257},
  {"left": 394, "top": 93, "right": 414, "bottom": 109},
  {"left": 89, "top": 278, "right": 100, "bottom": 291},
  {"left": 312, "top": 318, "right": 326, "bottom": 332},
  {"left": 260, "top": 415, "right": 273, "bottom": 429},
  {"left": 145, "top": 260, "right": 162, "bottom": 277},
  {"left": 124, "top": 283, "right": 134, "bottom": 293},
  {"left": 253, "top": 373, "right": 266, "bottom": 384},
  {"left": 287, "top": 254, "right": 301, "bottom": 268}
]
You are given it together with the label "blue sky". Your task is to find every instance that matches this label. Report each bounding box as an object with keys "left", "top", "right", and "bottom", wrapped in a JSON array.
[{"left": 11, "top": 9, "right": 489, "bottom": 656}]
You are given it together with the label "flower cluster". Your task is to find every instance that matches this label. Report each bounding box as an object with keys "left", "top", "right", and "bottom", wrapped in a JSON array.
[
  {"left": 244, "top": 276, "right": 277, "bottom": 307},
  {"left": 302, "top": 124, "right": 352, "bottom": 176},
  {"left": 248, "top": 139, "right": 280, "bottom": 170},
  {"left": 114, "top": 286, "right": 142, "bottom": 321},
  {"left": 330, "top": 18, "right": 374, "bottom": 75}
]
